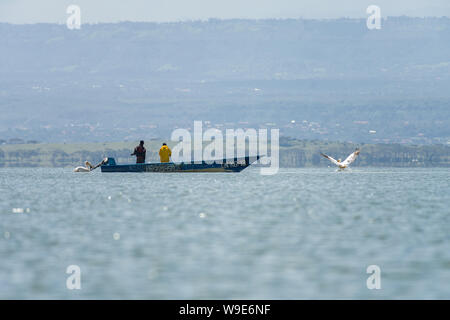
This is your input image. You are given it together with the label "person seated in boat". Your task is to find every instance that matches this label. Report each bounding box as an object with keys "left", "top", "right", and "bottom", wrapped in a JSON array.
[
  {"left": 131, "top": 140, "right": 146, "bottom": 163},
  {"left": 159, "top": 143, "right": 172, "bottom": 163}
]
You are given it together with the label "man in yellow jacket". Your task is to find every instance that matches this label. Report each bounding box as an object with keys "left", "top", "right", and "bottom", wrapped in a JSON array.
[{"left": 159, "top": 143, "right": 172, "bottom": 163}]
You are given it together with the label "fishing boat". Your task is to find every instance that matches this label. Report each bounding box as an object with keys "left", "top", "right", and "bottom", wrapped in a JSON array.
[{"left": 100, "top": 156, "right": 260, "bottom": 173}]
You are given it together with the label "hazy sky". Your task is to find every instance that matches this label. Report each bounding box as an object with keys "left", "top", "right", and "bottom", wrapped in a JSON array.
[{"left": 0, "top": 0, "right": 449, "bottom": 24}]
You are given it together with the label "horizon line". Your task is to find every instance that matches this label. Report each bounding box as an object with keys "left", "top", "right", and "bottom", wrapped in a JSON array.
[{"left": 1, "top": 15, "right": 450, "bottom": 26}]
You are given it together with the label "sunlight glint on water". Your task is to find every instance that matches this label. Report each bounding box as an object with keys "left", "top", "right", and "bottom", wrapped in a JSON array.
[{"left": 0, "top": 167, "right": 449, "bottom": 299}]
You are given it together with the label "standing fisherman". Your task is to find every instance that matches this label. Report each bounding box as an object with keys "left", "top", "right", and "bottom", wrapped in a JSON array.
[
  {"left": 159, "top": 143, "right": 172, "bottom": 163},
  {"left": 131, "top": 140, "right": 146, "bottom": 163}
]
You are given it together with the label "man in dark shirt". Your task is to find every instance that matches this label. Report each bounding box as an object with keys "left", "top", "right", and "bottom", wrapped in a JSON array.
[{"left": 131, "top": 140, "right": 146, "bottom": 163}]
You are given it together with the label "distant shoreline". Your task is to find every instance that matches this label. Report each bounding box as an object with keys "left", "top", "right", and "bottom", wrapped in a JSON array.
[{"left": 1, "top": 140, "right": 449, "bottom": 168}]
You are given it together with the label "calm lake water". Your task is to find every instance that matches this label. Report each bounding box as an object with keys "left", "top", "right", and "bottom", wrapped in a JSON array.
[{"left": 0, "top": 167, "right": 449, "bottom": 299}]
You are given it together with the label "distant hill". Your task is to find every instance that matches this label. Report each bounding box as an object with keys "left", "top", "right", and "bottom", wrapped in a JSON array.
[{"left": 0, "top": 18, "right": 449, "bottom": 144}]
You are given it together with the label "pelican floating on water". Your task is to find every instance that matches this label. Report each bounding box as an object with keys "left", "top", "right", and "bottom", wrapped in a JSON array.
[
  {"left": 320, "top": 149, "right": 360, "bottom": 170},
  {"left": 74, "top": 158, "right": 107, "bottom": 172},
  {"left": 74, "top": 161, "right": 93, "bottom": 172}
]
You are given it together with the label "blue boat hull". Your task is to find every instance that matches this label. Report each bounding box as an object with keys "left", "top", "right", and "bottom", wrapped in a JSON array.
[{"left": 100, "top": 157, "right": 259, "bottom": 173}]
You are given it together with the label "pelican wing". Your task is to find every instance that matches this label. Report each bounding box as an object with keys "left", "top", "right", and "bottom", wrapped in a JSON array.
[
  {"left": 342, "top": 149, "right": 360, "bottom": 166},
  {"left": 320, "top": 153, "right": 340, "bottom": 166}
]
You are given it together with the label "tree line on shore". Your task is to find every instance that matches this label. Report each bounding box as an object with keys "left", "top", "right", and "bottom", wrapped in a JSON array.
[{"left": 0, "top": 140, "right": 449, "bottom": 168}]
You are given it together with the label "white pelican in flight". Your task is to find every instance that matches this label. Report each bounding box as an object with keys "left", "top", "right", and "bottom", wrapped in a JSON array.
[{"left": 320, "top": 149, "right": 361, "bottom": 170}]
